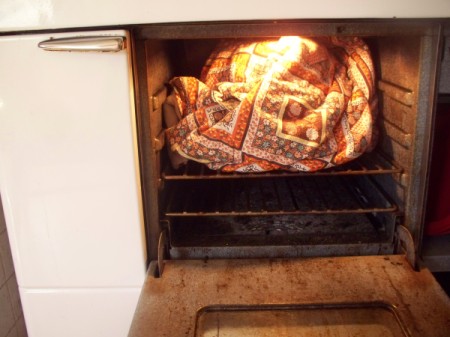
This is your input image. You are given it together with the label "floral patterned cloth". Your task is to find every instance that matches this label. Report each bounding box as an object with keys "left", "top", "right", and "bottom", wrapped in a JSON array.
[{"left": 165, "top": 36, "right": 377, "bottom": 172}]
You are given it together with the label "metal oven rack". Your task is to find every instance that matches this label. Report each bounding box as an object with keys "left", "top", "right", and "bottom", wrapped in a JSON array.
[{"left": 159, "top": 152, "right": 402, "bottom": 259}]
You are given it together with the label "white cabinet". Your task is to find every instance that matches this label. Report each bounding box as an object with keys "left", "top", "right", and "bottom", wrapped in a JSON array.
[{"left": 0, "top": 30, "right": 146, "bottom": 337}]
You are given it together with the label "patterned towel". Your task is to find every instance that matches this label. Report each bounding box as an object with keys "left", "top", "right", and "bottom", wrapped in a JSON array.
[{"left": 165, "top": 36, "right": 377, "bottom": 172}]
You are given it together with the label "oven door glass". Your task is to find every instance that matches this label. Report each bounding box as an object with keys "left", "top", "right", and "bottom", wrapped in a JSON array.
[{"left": 196, "top": 303, "right": 409, "bottom": 337}]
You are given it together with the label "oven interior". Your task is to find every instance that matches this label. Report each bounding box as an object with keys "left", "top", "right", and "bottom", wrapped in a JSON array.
[{"left": 131, "top": 21, "right": 441, "bottom": 273}]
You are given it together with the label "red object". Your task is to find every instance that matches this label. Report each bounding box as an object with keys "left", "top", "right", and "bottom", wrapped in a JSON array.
[{"left": 425, "top": 103, "right": 450, "bottom": 236}]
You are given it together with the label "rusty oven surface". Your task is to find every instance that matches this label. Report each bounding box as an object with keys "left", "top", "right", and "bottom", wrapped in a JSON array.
[{"left": 129, "top": 255, "right": 450, "bottom": 337}]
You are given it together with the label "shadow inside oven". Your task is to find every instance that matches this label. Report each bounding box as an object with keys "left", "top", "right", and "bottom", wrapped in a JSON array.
[{"left": 195, "top": 303, "right": 409, "bottom": 337}]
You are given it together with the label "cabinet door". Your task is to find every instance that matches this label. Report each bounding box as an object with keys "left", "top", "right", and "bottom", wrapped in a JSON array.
[{"left": 0, "top": 30, "right": 146, "bottom": 288}]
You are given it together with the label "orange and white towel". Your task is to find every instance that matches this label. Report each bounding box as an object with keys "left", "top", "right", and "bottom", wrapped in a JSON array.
[{"left": 165, "top": 36, "right": 377, "bottom": 172}]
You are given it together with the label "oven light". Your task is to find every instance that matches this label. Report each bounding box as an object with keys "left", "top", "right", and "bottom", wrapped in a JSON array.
[{"left": 278, "top": 36, "right": 319, "bottom": 53}]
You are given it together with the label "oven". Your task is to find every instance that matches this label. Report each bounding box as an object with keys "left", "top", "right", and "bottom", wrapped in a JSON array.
[
  {"left": 127, "top": 20, "right": 450, "bottom": 336},
  {"left": 1, "top": 15, "right": 450, "bottom": 337}
]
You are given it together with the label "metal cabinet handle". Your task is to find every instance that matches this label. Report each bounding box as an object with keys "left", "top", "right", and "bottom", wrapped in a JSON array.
[{"left": 38, "top": 36, "right": 126, "bottom": 52}]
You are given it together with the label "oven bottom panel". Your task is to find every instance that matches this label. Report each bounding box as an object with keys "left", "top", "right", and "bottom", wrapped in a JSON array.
[
  {"left": 129, "top": 255, "right": 450, "bottom": 337},
  {"left": 169, "top": 213, "right": 394, "bottom": 259}
]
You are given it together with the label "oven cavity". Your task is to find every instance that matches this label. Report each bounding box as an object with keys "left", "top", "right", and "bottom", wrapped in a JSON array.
[{"left": 132, "top": 21, "right": 439, "bottom": 268}]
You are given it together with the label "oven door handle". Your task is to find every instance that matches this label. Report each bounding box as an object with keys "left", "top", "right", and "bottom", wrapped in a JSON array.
[{"left": 38, "top": 36, "right": 126, "bottom": 52}]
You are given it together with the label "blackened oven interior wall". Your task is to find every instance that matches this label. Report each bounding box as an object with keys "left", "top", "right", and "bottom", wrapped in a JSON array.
[{"left": 372, "top": 34, "right": 440, "bottom": 249}]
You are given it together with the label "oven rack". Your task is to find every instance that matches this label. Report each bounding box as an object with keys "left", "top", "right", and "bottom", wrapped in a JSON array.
[
  {"left": 162, "top": 175, "right": 397, "bottom": 217},
  {"left": 162, "top": 151, "right": 402, "bottom": 180}
]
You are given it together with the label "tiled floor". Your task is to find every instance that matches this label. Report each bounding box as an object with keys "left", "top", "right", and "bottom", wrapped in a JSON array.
[{"left": 0, "top": 199, "right": 27, "bottom": 337}]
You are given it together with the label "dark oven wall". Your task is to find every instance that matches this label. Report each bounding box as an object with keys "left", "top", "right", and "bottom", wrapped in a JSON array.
[
  {"left": 373, "top": 32, "right": 440, "bottom": 252},
  {"left": 131, "top": 20, "right": 442, "bottom": 263}
]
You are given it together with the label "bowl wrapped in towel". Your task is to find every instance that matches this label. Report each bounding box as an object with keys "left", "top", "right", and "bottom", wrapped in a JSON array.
[{"left": 164, "top": 36, "right": 378, "bottom": 172}]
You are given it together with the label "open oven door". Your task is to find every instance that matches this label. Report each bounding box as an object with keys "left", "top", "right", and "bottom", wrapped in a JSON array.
[{"left": 129, "top": 230, "right": 450, "bottom": 337}]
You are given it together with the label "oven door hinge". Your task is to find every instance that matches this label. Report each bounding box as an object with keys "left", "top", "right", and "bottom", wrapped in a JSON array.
[
  {"left": 394, "top": 225, "right": 417, "bottom": 269},
  {"left": 149, "top": 229, "right": 170, "bottom": 278}
]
